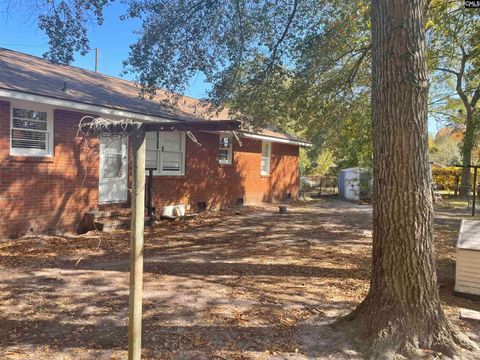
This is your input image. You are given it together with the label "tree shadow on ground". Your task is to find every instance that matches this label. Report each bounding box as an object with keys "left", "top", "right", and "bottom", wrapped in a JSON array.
[{"left": 0, "top": 198, "right": 478, "bottom": 359}]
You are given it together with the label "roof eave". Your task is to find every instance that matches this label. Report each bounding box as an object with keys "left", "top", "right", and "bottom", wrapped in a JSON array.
[
  {"left": 0, "top": 88, "right": 305, "bottom": 143},
  {"left": 239, "top": 131, "right": 312, "bottom": 147},
  {"left": 146, "top": 120, "right": 240, "bottom": 132},
  {"left": 0, "top": 88, "right": 181, "bottom": 123}
]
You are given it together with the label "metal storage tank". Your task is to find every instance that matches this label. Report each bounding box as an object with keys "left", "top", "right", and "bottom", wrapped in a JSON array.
[{"left": 338, "top": 168, "right": 363, "bottom": 201}]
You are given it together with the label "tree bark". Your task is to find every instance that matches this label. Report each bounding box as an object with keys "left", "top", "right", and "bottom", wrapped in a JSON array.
[{"left": 339, "top": 0, "right": 477, "bottom": 357}]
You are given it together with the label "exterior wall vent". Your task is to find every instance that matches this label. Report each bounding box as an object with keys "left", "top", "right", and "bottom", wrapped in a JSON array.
[{"left": 197, "top": 202, "right": 207, "bottom": 212}]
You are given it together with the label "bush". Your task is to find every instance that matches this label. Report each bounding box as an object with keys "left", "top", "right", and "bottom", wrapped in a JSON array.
[
  {"left": 432, "top": 167, "right": 461, "bottom": 192},
  {"left": 358, "top": 169, "right": 373, "bottom": 202}
]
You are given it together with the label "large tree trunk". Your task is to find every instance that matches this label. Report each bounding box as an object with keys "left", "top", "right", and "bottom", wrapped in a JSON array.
[
  {"left": 460, "top": 111, "right": 474, "bottom": 195},
  {"left": 339, "top": 0, "right": 477, "bottom": 357}
]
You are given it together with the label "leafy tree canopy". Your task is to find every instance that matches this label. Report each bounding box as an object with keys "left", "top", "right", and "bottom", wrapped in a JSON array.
[
  {"left": 12, "top": 0, "right": 479, "bottom": 171},
  {"left": 427, "top": 0, "right": 480, "bottom": 123},
  {"left": 32, "top": 0, "right": 111, "bottom": 64},
  {"left": 18, "top": 0, "right": 371, "bottom": 167}
]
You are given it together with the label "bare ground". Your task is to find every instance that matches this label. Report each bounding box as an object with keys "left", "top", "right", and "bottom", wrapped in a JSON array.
[{"left": 0, "top": 198, "right": 479, "bottom": 359}]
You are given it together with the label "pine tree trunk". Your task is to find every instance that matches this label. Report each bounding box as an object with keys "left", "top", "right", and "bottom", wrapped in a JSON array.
[
  {"left": 339, "top": 0, "right": 477, "bottom": 357},
  {"left": 460, "top": 112, "right": 474, "bottom": 196}
]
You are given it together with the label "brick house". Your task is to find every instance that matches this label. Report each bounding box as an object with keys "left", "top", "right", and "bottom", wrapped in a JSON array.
[{"left": 0, "top": 48, "right": 310, "bottom": 238}]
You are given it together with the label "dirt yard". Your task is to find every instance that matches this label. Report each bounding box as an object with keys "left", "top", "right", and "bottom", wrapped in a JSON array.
[{"left": 0, "top": 198, "right": 479, "bottom": 359}]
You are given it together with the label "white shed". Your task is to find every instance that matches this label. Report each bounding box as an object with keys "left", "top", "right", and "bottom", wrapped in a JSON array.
[
  {"left": 455, "top": 220, "right": 480, "bottom": 297},
  {"left": 338, "top": 168, "right": 364, "bottom": 201}
]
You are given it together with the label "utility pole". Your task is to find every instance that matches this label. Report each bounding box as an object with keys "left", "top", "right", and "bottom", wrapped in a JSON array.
[{"left": 95, "top": 48, "right": 99, "bottom": 72}]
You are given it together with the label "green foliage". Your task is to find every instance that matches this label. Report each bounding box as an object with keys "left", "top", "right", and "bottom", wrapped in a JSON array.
[
  {"left": 428, "top": 129, "right": 462, "bottom": 166},
  {"left": 427, "top": 1, "right": 480, "bottom": 96},
  {"left": 348, "top": 167, "right": 373, "bottom": 203},
  {"left": 327, "top": 94, "right": 372, "bottom": 170},
  {"left": 299, "top": 148, "right": 334, "bottom": 176},
  {"left": 427, "top": 1, "right": 480, "bottom": 171},
  {"left": 25, "top": 0, "right": 374, "bottom": 169},
  {"left": 358, "top": 168, "right": 373, "bottom": 202},
  {"left": 37, "top": 0, "right": 111, "bottom": 64},
  {"left": 28, "top": 0, "right": 480, "bottom": 175}
]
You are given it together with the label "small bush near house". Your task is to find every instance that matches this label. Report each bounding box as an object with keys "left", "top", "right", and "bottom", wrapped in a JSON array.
[
  {"left": 348, "top": 168, "right": 373, "bottom": 203},
  {"left": 358, "top": 170, "right": 373, "bottom": 202}
]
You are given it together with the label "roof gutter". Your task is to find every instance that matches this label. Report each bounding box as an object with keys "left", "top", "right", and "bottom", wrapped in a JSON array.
[
  {"left": 0, "top": 89, "right": 311, "bottom": 145},
  {"left": 240, "top": 131, "right": 312, "bottom": 147},
  {"left": 0, "top": 88, "right": 176, "bottom": 123}
]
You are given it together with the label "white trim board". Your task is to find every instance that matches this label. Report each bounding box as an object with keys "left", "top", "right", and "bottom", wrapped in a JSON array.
[
  {"left": 239, "top": 131, "right": 312, "bottom": 147},
  {"left": 0, "top": 88, "right": 176, "bottom": 124},
  {"left": 203, "top": 130, "right": 312, "bottom": 147},
  {"left": 0, "top": 88, "right": 312, "bottom": 146}
]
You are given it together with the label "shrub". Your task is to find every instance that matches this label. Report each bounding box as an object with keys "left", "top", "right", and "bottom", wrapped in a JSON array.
[{"left": 432, "top": 167, "right": 461, "bottom": 192}]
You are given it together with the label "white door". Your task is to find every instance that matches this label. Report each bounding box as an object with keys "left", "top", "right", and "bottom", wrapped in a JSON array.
[{"left": 99, "top": 136, "right": 128, "bottom": 204}]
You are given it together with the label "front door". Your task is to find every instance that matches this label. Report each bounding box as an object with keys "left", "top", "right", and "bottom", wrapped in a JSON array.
[{"left": 99, "top": 136, "right": 128, "bottom": 204}]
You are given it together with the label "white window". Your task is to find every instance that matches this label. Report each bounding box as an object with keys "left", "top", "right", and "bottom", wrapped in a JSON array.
[
  {"left": 10, "top": 102, "right": 53, "bottom": 157},
  {"left": 146, "top": 131, "right": 186, "bottom": 175},
  {"left": 218, "top": 134, "right": 233, "bottom": 164},
  {"left": 261, "top": 141, "right": 271, "bottom": 175}
]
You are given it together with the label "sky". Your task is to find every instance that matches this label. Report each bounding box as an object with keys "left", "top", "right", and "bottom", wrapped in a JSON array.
[
  {"left": 0, "top": 2, "right": 211, "bottom": 99},
  {"left": 1, "top": 2, "right": 442, "bottom": 134}
]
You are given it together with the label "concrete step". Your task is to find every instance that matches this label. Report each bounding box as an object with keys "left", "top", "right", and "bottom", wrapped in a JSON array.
[
  {"left": 93, "top": 216, "right": 152, "bottom": 232},
  {"left": 94, "top": 216, "right": 131, "bottom": 232},
  {"left": 87, "top": 208, "right": 132, "bottom": 220}
]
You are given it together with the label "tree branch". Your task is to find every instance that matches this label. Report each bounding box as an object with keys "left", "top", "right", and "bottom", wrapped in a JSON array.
[
  {"left": 437, "top": 52, "right": 472, "bottom": 113},
  {"left": 429, "top": 110, "right": 463, "bottom": 122},
  {"left": 470, "top": 83, "right": 480, "bottom": 108},
  {"left": 268, "top": 0, "right": 298, "bottom": 70},
  {"left": 436, "top": 67, "right": 459, "bottom": 76},
  {"left": 347, "top": 45, "right": 371, "bottom": 85}
]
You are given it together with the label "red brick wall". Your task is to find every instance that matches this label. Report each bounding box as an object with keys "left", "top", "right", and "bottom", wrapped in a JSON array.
[
  {"left": 0, "top": 100, "right": 299, "bottom": 238},
  {"left": 0, "top": 101, "right": 100, "bottom": 238},
  {"left": 150, "top": 132, "right": 299, "bottom": 211}
]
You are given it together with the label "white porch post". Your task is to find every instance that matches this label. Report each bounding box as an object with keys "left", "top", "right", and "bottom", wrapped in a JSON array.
[{"left": 128, "top": 124, "right": 146, "bottom": 360}]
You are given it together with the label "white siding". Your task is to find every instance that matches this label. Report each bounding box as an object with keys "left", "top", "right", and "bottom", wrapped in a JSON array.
[{"left": 455, "top": 249, "right": 480, "bottom": 296}]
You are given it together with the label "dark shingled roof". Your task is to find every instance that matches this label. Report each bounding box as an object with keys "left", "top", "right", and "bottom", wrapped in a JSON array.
[
  {"left": 0, "top": 47, "right": 309, "bottom": 144},
  {"left": 458, "top": 220, "right": 480, "bottom": 251}
]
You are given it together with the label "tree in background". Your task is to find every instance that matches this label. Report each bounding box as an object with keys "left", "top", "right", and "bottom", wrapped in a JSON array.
[
  {"left": 24, "top": 0, "right": 480, "bottom": 180},
  {"left": 12, "top": 0, "right": 112, "bottom": 64},
  {"left": 429, "top": 127, "right": 463, "bottom": 166},
  {"left": 299, "top": 148, "right": 334, "bottom": 176},
  {"left": 14, "top": 0, "right": 479, "bottom": 356},
  {"left": 428, "top": 1, "right": 480, "bottom": 194}
]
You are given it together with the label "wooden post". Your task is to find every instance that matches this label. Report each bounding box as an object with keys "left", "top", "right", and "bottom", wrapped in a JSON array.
[
  {"left": 455, "top": 174, "right": 459, "bottom": 196},
  {"left": 95, "top": 48, "right": 99, "bottom": 73},
  {"left": 472, "top": 166, "right": 477, "bottom": 217},
  {"left": 128, "top": 125, "right": 146, "bottom": 360},
  {"left": 146, "top": 168, "right": 154, "bottom": 220}
]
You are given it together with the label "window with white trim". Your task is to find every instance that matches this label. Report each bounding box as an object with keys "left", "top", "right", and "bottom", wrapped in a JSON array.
[
  {"left": 261, "top": 141, "right": 271, "bottom": 175},
  {"left": 10, "top": 103, "right": 53, "bottom": 157},
  {"left": 146, "top": 131, "right": 186, "bottom": 175},
  {"left": 218, "top": 134, "right": 233, "bottom": 164}
]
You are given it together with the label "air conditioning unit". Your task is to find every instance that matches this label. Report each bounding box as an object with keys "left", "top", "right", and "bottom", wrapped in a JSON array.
[{"left": 162, "top": 204, "right": 186, "bottom": 218}]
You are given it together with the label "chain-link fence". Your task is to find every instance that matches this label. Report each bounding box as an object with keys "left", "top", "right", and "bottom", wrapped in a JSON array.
[{"left": 300, "top": 176, "right": 338, "bottom": 198}]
